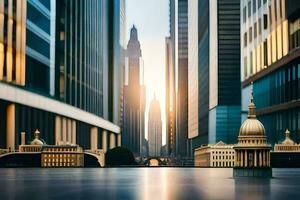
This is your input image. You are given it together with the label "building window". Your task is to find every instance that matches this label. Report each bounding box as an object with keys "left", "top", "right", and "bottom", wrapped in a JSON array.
[
  {"left": 264, "top": 14, "right": 268, "bottom": 29},
  {"left": 249, "top": 27, "right": 253, "bottom": 43},
  {"left": 258, "top": 18, "right": 262, "bottom": 35},
  {"left": 253, "top": 0, "right": 256, "bottom": 14},
  {"left": 244, "top": 56, "right": 248, "bottom": 78},
  {"left": 274, "top": 0, "right": 277, "bottom": 20},
  {"left": 263, "top": 0, "right": 267, "bottom": 4},
  {"left": 243, "top": 7, "right": 247, "bottom": 23},
  {"left": 248, "top": 1, "right": 251, "bottom": 18},
  {"left": 269, "top": 6, "right": 272, "bottom": 26},
  {"left": 279, "top": 0, "right": 282, "bottom": 19},
  {"left": 250, "top": 51, "right": 253, "bottom": 75},
  {"left": 254, "top": 22, "right": 257, "bottom": 39},
  {"left": 258, "top": 0, "right": 261, "bottom": 9},
  {"left": 60, "top": 32, "right": 65, "bottom": 41}
]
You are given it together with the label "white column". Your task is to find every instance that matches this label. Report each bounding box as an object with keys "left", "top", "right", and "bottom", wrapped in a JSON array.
[
  {"left": 259, "top": 151, "right": 262, "bottom": 167},
  {"left": 20, "top": 132, "right": 26, "bottom": 145},
  {"left": 55, "top": 116, "right": 61, "bottom": 145},
  {"left": 241, "top": 151, "right": 244, "bottom": 167},
  {"left": 117, "top": 134, "right": 121, "bottom": 147},
  {"left": 72, "top": 120, "right": 76, "bottom": 145},
  {"left": 6, "top": 104, "right": 15, "bottom": 151},
  {"left": 110, "top": 133, "right": 116, "bottom": 149},
  {"left": 67, "top": 119, "right": 72, "bottom": 143},
  {"left": 254, "top": 150, "right": 257, "bottom": 167},
  {"left": 62, "top": 117, "right": 67, "bottom": 143},
  {"left": 90, "top": 127, "right": 98, "bottom": 151},
  {"left": 245, "top": 150, "right": 248, "bottom": 167},
  {"left": 102, "top": 130, "right": 107, "bottom": 152}
]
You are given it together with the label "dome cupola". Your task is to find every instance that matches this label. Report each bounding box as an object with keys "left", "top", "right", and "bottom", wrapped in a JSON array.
[
  {"left": 239, "top": 86, "right": 265, "bottom": 137},
  {"left": 30, "top": 129, "right": 46, "bottom": 145}
]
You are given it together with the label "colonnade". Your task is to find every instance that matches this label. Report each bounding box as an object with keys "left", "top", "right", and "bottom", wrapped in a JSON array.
[
  {"left": 2, "top": 103, "right": 121, "bottom": 152},
  {"left": 235, "top": 149, "right": 270, "bottom": 167}
]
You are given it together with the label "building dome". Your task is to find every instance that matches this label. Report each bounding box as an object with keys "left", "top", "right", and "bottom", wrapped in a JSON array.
[
  {"left": 281, "top": 129, "right": 294, "bottom": 145},
  {"left": 239, "top": 92, "right": 265, "bottom": 137},
  {"left": 239, "top": 119, "right": 265, "bottom": 136},
  {"left": 30, "top": 129, "right": 46, "bottom": 145}
]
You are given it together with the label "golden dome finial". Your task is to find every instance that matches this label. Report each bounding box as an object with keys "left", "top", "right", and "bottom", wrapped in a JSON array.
[
  {"left": 248, "top": 82, "right": 256, "bottom": 119},
  {"left": 34, "top": 129, "right": 40, "bottom": 139},
  {"left": 282, "top": 129, "right": 294, "bottom": 145},
  {"left": 284, "top": 129, "right": 290, "bottom": 139}
]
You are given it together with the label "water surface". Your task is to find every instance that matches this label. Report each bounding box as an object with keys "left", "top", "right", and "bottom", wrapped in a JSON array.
[{"left": 0, "top": 168, "right": 299, "bottom": 199}]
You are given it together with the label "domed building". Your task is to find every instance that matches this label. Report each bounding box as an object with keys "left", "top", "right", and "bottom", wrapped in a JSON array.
[
  {"left": 30, "top": 129, "right": 46, "bottom": 146},
  {"left": 234, "top": 89, "right": 272, "bottom": 177}
]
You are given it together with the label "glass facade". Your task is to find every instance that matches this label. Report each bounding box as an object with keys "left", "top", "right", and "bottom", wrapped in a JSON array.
[
  {"left": 26, "top": 0, "right": 51, "bottom": 93},
  {"left": 55, "top": 0, "right": 120, "bottom": 119},
  {"left": 254, "top": 61, "right": 300, "bottom": 109},
  {"left": 189, "top": 0, "right": 240, "bottom": 154},
  {"left": 176, "top": 0, "right": 188, "bottom": 158},
  {"left": 0, "top": 0, "right": 122, "bottom": 150},
  {"left": 242, "top": 0, "right": 300, "bottom": 147}
]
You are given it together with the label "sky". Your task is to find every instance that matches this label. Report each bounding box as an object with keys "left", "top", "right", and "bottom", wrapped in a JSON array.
[{"left": 126, "top": 0, "right": 169, "bottom": 144}]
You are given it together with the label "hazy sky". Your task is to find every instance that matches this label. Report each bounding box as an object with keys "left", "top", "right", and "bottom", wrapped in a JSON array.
[{"left": 126, "top": 0, "right": 169, "bottom": 144}]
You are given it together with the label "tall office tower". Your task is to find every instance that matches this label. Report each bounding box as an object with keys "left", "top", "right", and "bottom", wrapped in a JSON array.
[
  {"left": 187, "top": 0, "right": 241, "bottom": 153},
  {"left": 0, "top": 0, "right": 121, "bottom": 152},
  {"left": 241, "top": 0, "right": 300, "bottom": 145},
  {"left": 119, "top": 0, "right": 126, "bottom": 131},
  {"left": 148, "top": 95, "right": 162, "bottom": 157},
  {"left": 169, "top": 0, "right": 189, "bottom": 159},
  {"left": 123, "top": 25, "right": 146, "bottom": 157},
  {"left": 165, "top": 36, "right": 176, "bottom": 156}
]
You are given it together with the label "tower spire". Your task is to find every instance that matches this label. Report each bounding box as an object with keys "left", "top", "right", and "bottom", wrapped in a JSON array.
[{"left": 248, "top": 82, "right": 256, "bottom": 119}]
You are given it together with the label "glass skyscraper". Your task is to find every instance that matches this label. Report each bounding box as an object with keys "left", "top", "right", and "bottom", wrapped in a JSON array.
[
  {"left": 241, "top": 0, "right": 300, "bottom": 146},
  {"left": 187, "top": 0, "right": 241, "bottom": 153},
  {"left": 0, "top": 0, "right": 122, "bottom": 151}
]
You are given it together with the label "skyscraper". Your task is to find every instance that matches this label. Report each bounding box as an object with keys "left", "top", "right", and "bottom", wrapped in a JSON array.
[
  {"left": 148, "top": 95, "right": 162, "bottom": 157},
  {"left": 169, "top": 0, "right": 189, "bottom": 159},
  {"left": 241, "top": 0, "right": 300, "bottom": 145},
  {"left": 0, "top": 0, "right": 122, "bottom": 151},
  {"left": 187, "top": 0, "right": 241, "bottom": 153},
  {"left": 119, "top": 0, "right": 126, "bottom": 131},
  {"left": 165, "top": 36, "right": 176, "bottom": 156},
  {"left": 123, "top": 25, "right": 146, "bottom": 156}
]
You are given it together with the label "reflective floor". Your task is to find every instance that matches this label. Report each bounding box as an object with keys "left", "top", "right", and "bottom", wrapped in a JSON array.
[{"left": 0, "top": 168, "right": 299, "bottom": 200}]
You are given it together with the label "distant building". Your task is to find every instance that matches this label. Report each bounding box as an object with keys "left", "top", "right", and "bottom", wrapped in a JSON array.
[
  {"left": 148, "top": 95, "right": 162, "bottom": 157},
  {"left": 240, "top": 0, "right": 300, "bottom": 146},
  {"left": 194, "top": 141, "right": 235, "bottom": 167},
  {"left": 187, "top": 0, "right": 241, "bottom": 156},
  {"left": 122, "top": 25, "right": 146, "bottom": 156}
]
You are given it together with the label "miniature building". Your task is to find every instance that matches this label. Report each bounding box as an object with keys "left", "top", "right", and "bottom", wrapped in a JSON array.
[
  {"left": 19, "top": 129, "right": 45, "bottom": 152},
  {"left": 274, "top": 129, "right": 300, "bottom": 152},
  {"left": 41, "top": 145, "right": 84, "bottom": 167},
  {"left": 194, "top": 141, "right": 235, "bottom": 167},
  {"left": 233, "top": 88, "right": 272, "bottom": 177},
  {"left": 271, "top": 129, "right": 300, "bottom": 167},
  {"left": 19, "top": 129, "right": 84, "bottom": 167}
]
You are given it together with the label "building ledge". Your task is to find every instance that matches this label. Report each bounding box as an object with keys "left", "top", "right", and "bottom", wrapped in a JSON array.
[
  {"left": 0, "top": 82, "right": 120, "bottom": 134},
  {"left": 242, "top": 47, "right": 300, "bottom": 88},
  {"left": 256, "top": 99, "right": 300, "bottom": 116}
]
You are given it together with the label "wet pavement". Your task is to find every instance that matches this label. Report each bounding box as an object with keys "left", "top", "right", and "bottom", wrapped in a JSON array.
[{"left": 0, "top": 168, "right": 299, "bottom": 199}]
